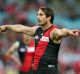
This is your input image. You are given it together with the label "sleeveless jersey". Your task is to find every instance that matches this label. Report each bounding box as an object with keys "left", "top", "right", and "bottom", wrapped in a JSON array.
[
  {"left": 20, "top": 40, "right": 35, "bottom": 72},
  {"left": 33, "top": 25, "right": 60, "bottom": 70},
  {"left": 18, "top": 40, "right": 27, "bottom": 63}
]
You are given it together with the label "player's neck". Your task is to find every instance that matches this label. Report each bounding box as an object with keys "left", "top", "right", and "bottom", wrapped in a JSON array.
[{"left": 42, "top": 22, "right": 52, "bottom": 31}]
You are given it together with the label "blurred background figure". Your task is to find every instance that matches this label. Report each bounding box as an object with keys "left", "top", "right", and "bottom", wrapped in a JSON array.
[
  {"left": 72, "top": 61, "right": 80, "bottom": 74},
  {"left": 0, "top": 0, "right": 80, "bottom": 74},
  {"left": 4, "top": 34, "right": 35, "bottom": 74}
]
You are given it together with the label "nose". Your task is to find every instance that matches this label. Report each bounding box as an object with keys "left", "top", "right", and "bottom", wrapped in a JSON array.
[{"left": 37, "top": 15, "right": 39, "bottom": 19}]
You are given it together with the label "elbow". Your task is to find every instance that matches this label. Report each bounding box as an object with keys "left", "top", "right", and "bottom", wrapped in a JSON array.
[
  {"left": 3, "top": 53, "right": 11, "bottom": 61},
  {"left": 5, "top": 53, "right": 10, "bottom": 58},
  {"left": 15, "top": 25, "right": 24, "bottom": 33}
]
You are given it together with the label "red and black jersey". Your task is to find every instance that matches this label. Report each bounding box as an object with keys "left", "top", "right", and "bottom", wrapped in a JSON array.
[
  {"left": 19, "top": 40, "right": 35, "bottom": 72},
  {"left": 18, "top": 40, "right": 27, "bottom": 63},
  {"left": 33, "top": 25, "right": 60, "bottom": 70}
]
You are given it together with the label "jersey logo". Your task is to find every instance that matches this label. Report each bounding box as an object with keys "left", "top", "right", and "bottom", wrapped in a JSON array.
[
  {"left": 40, "top": 36, "right": 49, "bottom": 42},
  {"left": 19, "top": 48, "right": 26, "bottom": 52},
  {"left": 27, "top": 47, "right": 35, "bottom": 52},
  {"left": 35, "top": 35, "right": 39, "bottom": 40}
]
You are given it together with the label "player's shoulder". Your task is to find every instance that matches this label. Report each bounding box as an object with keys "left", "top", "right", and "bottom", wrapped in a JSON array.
[{"left": 50, "top": 28, "right": 62, "bottom": 37}]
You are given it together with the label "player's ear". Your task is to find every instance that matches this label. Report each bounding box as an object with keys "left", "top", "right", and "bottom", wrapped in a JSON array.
[{"left": 47, "top": 16, "right": 51, "bottom": 21}]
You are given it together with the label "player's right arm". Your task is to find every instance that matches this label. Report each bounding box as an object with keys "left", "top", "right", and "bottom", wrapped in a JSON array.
[{"left": 0, "top": 24, "right": 38, "bottom": 36}]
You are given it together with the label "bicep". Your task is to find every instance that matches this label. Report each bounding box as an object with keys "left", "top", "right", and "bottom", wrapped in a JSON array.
[
  {"left": 50, "top": 29, "right": 62, "bottom": 43},
  {"left": 52, "top": 28, "right": 70, "bottom": 38},
  {"left": 51, "top": 29, "right": 62, "bottom": 39},
  {"left": 6, "top": 24, "right": 38, "bottom": 36},
  {"left": 22, "top": 26, "right": 38, "bottom": 36}
]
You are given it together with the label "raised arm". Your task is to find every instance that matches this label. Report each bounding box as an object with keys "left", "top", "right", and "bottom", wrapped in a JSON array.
[
  {"left": 50, "top": 28, "right": 79, "bottom": 43},
  {"left": 0, "top": 24, "right": 38, "bottom": 36},
  {"left": 59, "top": 28, "right": 79, "bottom": 36}
]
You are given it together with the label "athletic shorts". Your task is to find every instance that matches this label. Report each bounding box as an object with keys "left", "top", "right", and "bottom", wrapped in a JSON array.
[{"left": 33, "top": 64, "right": 59, "bottom": 74}]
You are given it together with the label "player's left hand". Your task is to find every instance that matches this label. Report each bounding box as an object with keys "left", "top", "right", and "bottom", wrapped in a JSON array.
[{"left": 71, "top": 29, "right": 80, "bottom": 37}]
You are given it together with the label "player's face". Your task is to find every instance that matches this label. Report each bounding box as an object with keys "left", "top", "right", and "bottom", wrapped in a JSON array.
[{"left": 37, "top": 9, "right": 48, "bottom": 26}]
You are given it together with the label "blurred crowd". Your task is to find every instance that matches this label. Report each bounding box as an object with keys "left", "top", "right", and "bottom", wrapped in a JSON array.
[{"left": 0, "top": 0, "right": 80, "bottom": 74}]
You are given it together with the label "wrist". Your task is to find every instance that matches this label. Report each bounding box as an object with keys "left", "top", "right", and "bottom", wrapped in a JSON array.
[
  {"left": 4, "top": 25, "right": 9, "bottom": 30},
  {"left": 68, "top": 30, "right": 73, "bottom": 36}
]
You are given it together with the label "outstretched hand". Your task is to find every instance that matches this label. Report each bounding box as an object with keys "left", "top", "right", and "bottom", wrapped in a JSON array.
[{"left": 70, "top": 29, "right": 80, "bottom": 37}]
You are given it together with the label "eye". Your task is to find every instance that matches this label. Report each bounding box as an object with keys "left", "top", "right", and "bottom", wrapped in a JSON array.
[
  {"left": 37, "top": 13, "right": 44, "bottom": 16},
  {"left": 39, "top": 14, "right": 43, "bottom": 16},
  {"left": 39, "top": 13, "right": 44, "bottom": 16}
]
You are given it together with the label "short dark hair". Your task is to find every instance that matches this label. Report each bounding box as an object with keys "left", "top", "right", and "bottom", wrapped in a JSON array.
[{"left": 39, "top": 7, "right": 54, "bottom": 24}]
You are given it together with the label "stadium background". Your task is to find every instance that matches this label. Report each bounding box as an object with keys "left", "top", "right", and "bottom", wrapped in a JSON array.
[{"left": 0, "top": 0, "right": 80, "bottom": 74}]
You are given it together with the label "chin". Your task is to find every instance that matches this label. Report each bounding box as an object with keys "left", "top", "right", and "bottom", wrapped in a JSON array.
[
  {"left": 38, "top": 23, "right": 44, "bottom": 26},
  {"left": 38, "top": 23, "right": 41, "bottom": 26}
]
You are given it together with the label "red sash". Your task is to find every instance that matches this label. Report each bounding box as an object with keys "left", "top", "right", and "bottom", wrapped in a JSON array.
[
  {"left": 33, "top": 26, "right": 56, "bottom": 70},
  {"left": 20, "top": 40, "right": 35, "bottom": 72}
]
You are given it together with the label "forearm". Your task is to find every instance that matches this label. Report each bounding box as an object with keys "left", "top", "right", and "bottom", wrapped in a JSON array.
[
  {"left": 6, "top": 25, "right": 37, "bottom": 36},
  {"left": 10, "top": 55, "right": 22, "bottom": 65},
  {"left": 53, "top": 28, "right": 70, "bottom": 39},
  {"left": 5, "top": 24, "right": 24, "bottom": 33},
  {"left": 60, "top": 28, "right": 71, "bottom": 37},
  {"left": 0, "top": 24, "right": 37, "bottom": 36},
  {"left": 0, "top": 24, "right": 23, "bottom": 33},
  {"left": 5, "top": 52, "right": 21, "bottom": 65}
]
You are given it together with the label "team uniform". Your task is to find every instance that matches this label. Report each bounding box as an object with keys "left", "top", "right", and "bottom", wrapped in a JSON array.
[
  {"left": 33, "top": 25, "right": 60, "bottom": 74},
  {"left": 17, "top": 40, "right": 35, "bottom": 74}
]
